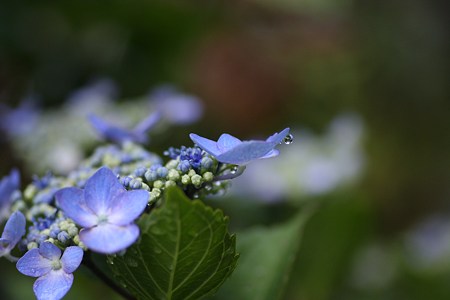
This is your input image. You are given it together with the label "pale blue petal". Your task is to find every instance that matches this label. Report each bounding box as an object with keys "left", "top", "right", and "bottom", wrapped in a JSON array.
[
  {"left": 266, "top": 127, "right": 290, "bottom": 144},
  {"left": 0, "top": 169, "right": 20, "bottom": 215},
  {"left": 261, "top": 149, "right": 280, "bottom": 159},
  {"left": 1, "top": 210, "right": 26, "bottom": 247},
  {"left": 0, "top": 238, "right": 11, "bottom": 254},
  {"left": 39, "top": 242, "right": 61, "bottom": 260},
  {"left": 55, "top": 188, "right": 97, "bottom": 228},
  {"left": 217, "top": 134, "right": 242, "bottom": 151},
  {"left": 79, "top": 223, "right": 139, "bottom": 254},
  {"left": 61, "top": 246, "right": 83, "bottom": 274},
  {"left": 88, "top": 114, "right": 135, "bottom": 144},
  {"left": 33, "top": 269, "right": 73, "bottom": 300},
  {"left": 133, "top": 111, "right": 161, "bottom": 134},
  {"left": 17, "top": 248, "right": 52, "bottom": 277},
  {"left": 216, "top": 141, "right": 275, "bottom": 165},
  {"left": 189, "top": 134, "right": 221, "bottom": 156},
  {"left": 84, "top": 167, "right": 125, "bottom": 215},
  {"left": 108, "top": 190, "right": 149, "bottom": 225}
]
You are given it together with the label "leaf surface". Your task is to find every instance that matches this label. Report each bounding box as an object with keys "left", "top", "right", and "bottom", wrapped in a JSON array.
[{"left": 109, "top": 187, "right": 238, "bottom": 300}]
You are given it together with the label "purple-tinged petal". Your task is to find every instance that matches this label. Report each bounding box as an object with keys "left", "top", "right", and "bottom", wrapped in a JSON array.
[
  {"left": 0, "top": 169, "right": 20, "bottom": 218},
  {"left": 61, "top": 246, "right": 83, "bottom": 274},
  {"left": 266, "top": 127, "right": 290, "bottom": 144},
  {"left": 217, "top": 134, "right": 242, "bottom": 151},
  {"left": 55, "top": 188, "right": 97, "bottom": 228},
  {"left": 1, "top": 211, "right": 26, "bottom": 248},
  {"left": 189, "top": 134, "right": 221, "bottom": 156},
  {"left": 133, "top": 111, "right": 161, "bottom": 134},
  {"left": 33, "top": 269, "right": 73, "bottom": 300},
  {"left": 84, "top": 167, "right": 125, "bottom": 215},
  {"left": 88, "top": 114, "right": 135, "bottom": 144},
  {"left": 79, "top": 223, "right": 139, "bottom": 254},
  {"left": 108, "top": 190, "right": 149, "bottom": 225},
  {"left": 17, "top": 248, "right": 52, "bottom": 277},
  {"left": 261, "top": 149, "right": 280, "bottom": 159},
  {"left": 39, "top": 242, "right": 61, "bottom": 260},
  {"left": 216, "top": 141, "right": 276, "bottom": 165}
]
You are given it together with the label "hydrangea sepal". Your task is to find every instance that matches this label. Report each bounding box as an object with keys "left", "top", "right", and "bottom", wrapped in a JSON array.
[{"left": 107, "top": 186, "right": 239, "bottom": 300}]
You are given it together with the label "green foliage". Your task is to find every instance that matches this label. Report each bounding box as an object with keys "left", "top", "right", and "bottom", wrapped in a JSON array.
[
  {"left": 212, "top": 206, "right": 313, "bottom": 300},
  {"left": 108, "top": 187, "right": 238, "bottom": 300}
]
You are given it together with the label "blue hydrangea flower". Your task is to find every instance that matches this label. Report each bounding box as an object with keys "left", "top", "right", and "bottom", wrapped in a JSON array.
[
  {"left": 0, "top": 211, "right": 26, "bottom": 261},
  {"left": 88, "top": 112, "right": 161, "bottom": 144},
  {"left": 17, "top": 242, "right": 83, "bottom": 300},
  {"left": 56, "top": 167, "right": 149, "bottom": 254},
  {"left": 189, "top": 128, "right": 290, "bottom": 165},
  {"left": 0, "top": 169, "right": 20, "bottom": 222}
]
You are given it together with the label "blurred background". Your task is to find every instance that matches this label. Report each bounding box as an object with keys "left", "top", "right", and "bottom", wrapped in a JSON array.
[{"left": 0, "top": 0, "right": 449, "bottom": 299}]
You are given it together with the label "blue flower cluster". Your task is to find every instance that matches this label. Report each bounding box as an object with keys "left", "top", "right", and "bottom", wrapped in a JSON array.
[{"left": 0, "top": 110, "right": 290, "bottom": 300}]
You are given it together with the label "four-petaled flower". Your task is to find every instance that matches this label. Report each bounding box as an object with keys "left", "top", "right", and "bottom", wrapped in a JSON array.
[
  {"left": 189, "top": 128, "right": 290, "bottom": 165},
  {"left": 17, "top": 242, "right": 83, "bottom": 300},
  {"left": 0, "top": 168, "right": 20, "bottom": 222},
  {"left": 56, "top": 167, "right": 149, "bottom": 254},
  {"left": 88, "top": 112, "right": 161, "bottom": 144},
  {"left": 0, "top": 210, "right": 26, "bottom": 261}
]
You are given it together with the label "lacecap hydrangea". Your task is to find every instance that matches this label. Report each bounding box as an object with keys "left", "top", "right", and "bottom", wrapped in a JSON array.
[{"left": 0, "top": 108, "right": 291, "bottom": 300}]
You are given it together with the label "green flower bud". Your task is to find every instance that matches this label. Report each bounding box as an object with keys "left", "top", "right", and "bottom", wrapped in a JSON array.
[
  {"left": 153, "top": 180, "right": 164, "bottom": 189},
  {"left": 167, "top": 169, "right": 180, "bottom": 181},
  {"left": 202, "top": 172, "right": 214, "bottom": 182},
  {"left": 191, "top": 174, "right": 203, "bottom": 187},
  {"left": 181, "top": 174, "right": 191, "bottom": 185},
  {"left": 165, "top": 180, "right": 176, "bottom": 188}
]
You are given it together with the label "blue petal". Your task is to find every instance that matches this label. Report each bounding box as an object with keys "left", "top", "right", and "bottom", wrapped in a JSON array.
[
  {"left": 108, "top": 190, "right": 149, "bottom": 226},
  {"left": 189, "top": 133, "right": 221, "bottom": 156},
  {"left": 61, "top": 246, "right": 83, "bottom": 274},
  {"left": 84, "top": 167, "right": 125, "bottom": 215},
  {"left": 0, "top": 238, "right": 11, "bottom": 254},
  {"left": 266, "top": 127, "right": 290, "bottom": 144},
  {"left": 261, "top": 149, "right": 280, "bottom": 159},
  {"left": 39, "top": 242, "right": 61, "bottom": 260},
  {"left": 0, "top": 169, "right": 20, "bottom": 209},
  {"left": 133, "top": 111, "right": 161, "bottom": 134},
  {"left": 33, "top": 269, "right": 73, "bottom": 300},
  {"left": 79, "top": 223, "right": 139, "bottom": 254},
  {"left": 88, "top": 114, "right": 137, "bottom": 144},
  {"left": 55, "top": 187, "right": 97, "bottom": 228},
  {"left": 216, "top": 141, "right": 276, "bottom": 165},
  {"left": 217, "top": 134, "right": 242, "bottom": 151},
  {"left": 16, "top": 248, "right": 52, "bottom": 277},
  {"left": 1, "top": 211, "right": 26, "bottom": 248}
]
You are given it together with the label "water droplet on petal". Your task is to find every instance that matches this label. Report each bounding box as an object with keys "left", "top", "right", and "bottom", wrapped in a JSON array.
[
  {"left": 283, "top": 134, "right": 294, "bottom": 145},
  {"left": 107, "top": 257, "right": 114, "bottom": 265},
  {"left": 230, "top": 166, "right": 238, "bottom": 174}
]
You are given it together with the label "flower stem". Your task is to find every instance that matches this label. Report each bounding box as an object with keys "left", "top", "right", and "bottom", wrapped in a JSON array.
[{"left": 82, "top": 252, "right": 136, "bottom": 300}]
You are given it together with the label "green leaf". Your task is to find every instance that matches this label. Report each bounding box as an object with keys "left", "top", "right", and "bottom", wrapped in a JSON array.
[
  {"left": 108, "top": 187, "right": 239, "bottom": 300},
  {"left": 211, "top": 207, "right": 313, "bottom": 300}
]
